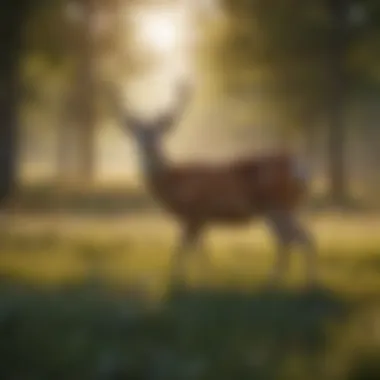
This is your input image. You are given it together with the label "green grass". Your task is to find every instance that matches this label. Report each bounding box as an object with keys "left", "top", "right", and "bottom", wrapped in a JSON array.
[{"left": 0, "top": 222, "right": 380, "bottom": 379}]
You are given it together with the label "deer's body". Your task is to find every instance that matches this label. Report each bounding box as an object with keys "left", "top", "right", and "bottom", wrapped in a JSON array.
[
  {"left": 145, "top": 154, "right": 307, "bottom": 225},
  {"left": 116, "top": 81, "right": 317, "bottom": 286}
]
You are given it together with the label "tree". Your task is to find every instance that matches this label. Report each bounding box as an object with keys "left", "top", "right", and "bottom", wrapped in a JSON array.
[
  {"left": 326, "top": 0, "right": 351, "bottom": 205},
  {"left": 24, "top": 0, "right": 111, "bottom": 184},
  {"left": 0, "top": 0, "right": 34, "bottom": 206},
  {"left": 219, "top": 0, "right": 380, "bottom": 206},
  {"left": 64, "top": 0, "right": 122, "bottom": 183},
  {"left": 23, "top": 1, "right": 76, "bottom": 182},
  {"left": 71, "top": 0, "right": 98, "bottom": 182},
  {"left": 216, "top": 0, "right": 329, "bottom": 134}
]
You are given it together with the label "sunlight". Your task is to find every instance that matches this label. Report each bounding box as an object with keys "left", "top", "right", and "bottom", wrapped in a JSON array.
[
  {"left": 121, "top": 0, "right": 223, "bottom": 114},
  {"left": 122, "top": 3, "right": 194, "bottom": 113},
  {"left": 134, "top": 7, "right": 183, "bottom": 56}
]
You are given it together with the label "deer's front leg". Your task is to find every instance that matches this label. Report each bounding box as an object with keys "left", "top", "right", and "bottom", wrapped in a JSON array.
[
  {"left": 270, "top": 241, "right": 291, "bottom": 287},
  {"left": 266, "top": 212, "right": 294, "bottom": 286},
  {"left": 171, "top": 222, "right": 203, "bottom": 285}
]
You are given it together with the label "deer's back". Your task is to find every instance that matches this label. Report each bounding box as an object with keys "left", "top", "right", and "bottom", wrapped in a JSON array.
[{"left": 149, "top": 154, "right": 307, "bottom": 223}]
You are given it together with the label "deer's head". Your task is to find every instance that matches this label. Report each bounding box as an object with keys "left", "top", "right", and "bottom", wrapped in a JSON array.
[{"left": 114, "top": 81, "right": 193, "bottom": 174}]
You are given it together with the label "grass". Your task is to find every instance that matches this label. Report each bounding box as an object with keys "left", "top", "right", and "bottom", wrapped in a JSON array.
[
  {"left": 8, "top": 182, "right": 380, "bottom": 216},
  {"left": 0, "top": 215, "right": 380, "bottom": 379},
  {"left": 8, "top": 182, "right": 157, "bottom": 215}
]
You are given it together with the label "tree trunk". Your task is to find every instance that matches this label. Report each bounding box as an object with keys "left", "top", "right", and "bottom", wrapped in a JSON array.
[
  {"left": 0, "top": 1, "right": 28, "bottom": 206},
  {"left": 304, "top": 124, "right": 318, "bottom": 174},
  {"left": 76, "top": 104, "right": 97, "bottom": 181},
  {"left": 0, "top": 61, "right": 17, "bottom": 204},
  {"left": 57, "top": 116, "right": 76, "bottom": 183},
  {"left": 75, "top": 0, "right": 97, "bottom": 182},
  {"left": 326, "top": 0, "right": 350, "bottom": 206}
]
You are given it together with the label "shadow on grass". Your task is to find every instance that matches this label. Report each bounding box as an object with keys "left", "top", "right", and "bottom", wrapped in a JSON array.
[{"left": 0, "top": 276, "right": 366, "bottom": 380}]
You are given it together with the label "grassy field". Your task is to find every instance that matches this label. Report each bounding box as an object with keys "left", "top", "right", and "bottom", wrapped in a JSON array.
[{"left": 0, "top": 212, "right": 380, "bottom": 379}]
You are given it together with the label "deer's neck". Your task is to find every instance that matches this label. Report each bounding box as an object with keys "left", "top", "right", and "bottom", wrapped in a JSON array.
[{"left": 138, "top": 145, "right": 168, "bottom": 184}]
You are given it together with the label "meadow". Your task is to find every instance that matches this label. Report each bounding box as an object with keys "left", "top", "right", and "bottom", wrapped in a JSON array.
[{"left": 0, "top": 208, "right": 380, "bottom": 380}]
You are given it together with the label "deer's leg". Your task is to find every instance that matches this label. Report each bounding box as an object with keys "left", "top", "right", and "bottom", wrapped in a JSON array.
[
  {"left": 293, "top": 220, "right": 318, "bottom": 286},
  {"left": 267, "top": 211, "right": 317, "bottom": 286},
  {"left": 266, "top": 213, "right": 292, "bottom": 285},
  {"left": 171, "top": 222, "right": 203, "bottom": 283}
]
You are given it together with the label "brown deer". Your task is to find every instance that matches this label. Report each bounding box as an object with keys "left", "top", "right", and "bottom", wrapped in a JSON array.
[{"left": 114, "top": 81, "right": 317, "bottom": 286}]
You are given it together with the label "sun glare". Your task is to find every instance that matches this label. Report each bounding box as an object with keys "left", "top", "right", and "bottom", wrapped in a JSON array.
[
  {"left": 135, "top": 8, "right": 181, "bottom": 55},
  {"left": 123, "top": 2, "right": 209, "bottom": 110}
]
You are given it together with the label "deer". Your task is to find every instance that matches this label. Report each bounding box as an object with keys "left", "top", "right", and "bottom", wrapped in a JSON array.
[{"left": 113, "top": 81, "right": 317, "bottom": 287}]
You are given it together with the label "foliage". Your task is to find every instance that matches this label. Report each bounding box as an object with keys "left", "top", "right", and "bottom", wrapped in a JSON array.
[
  {"left": 23, "top": 0, "right": 69, "bottom": 62},
  {"left": 218, "top": 0, "right": 380, "bottom": 131}
]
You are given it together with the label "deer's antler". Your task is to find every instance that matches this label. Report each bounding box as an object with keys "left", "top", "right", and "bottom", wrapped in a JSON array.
[
  {"left": 106, "top": 83, "right": 141, "bottom": 133},
  {"left": 157, "top": 79, "right": 193, "bottom": 133}
]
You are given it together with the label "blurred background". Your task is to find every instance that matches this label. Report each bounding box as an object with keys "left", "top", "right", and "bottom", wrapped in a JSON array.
[
  {"left": 3, "top": 0, "right": 380, "bottom": 205},
  {"left": 1, "top": 0, "right": 380, "bottom": 379}
]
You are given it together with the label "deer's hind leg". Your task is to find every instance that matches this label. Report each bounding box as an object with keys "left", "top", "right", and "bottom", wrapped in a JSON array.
[{"left": 266, "top": 211, "right": 317, "bottom": 286}]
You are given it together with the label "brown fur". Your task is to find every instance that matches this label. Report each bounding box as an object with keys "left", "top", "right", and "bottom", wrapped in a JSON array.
[{"left": 145, "top": 153, "right": 307, "bottom": 225}]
